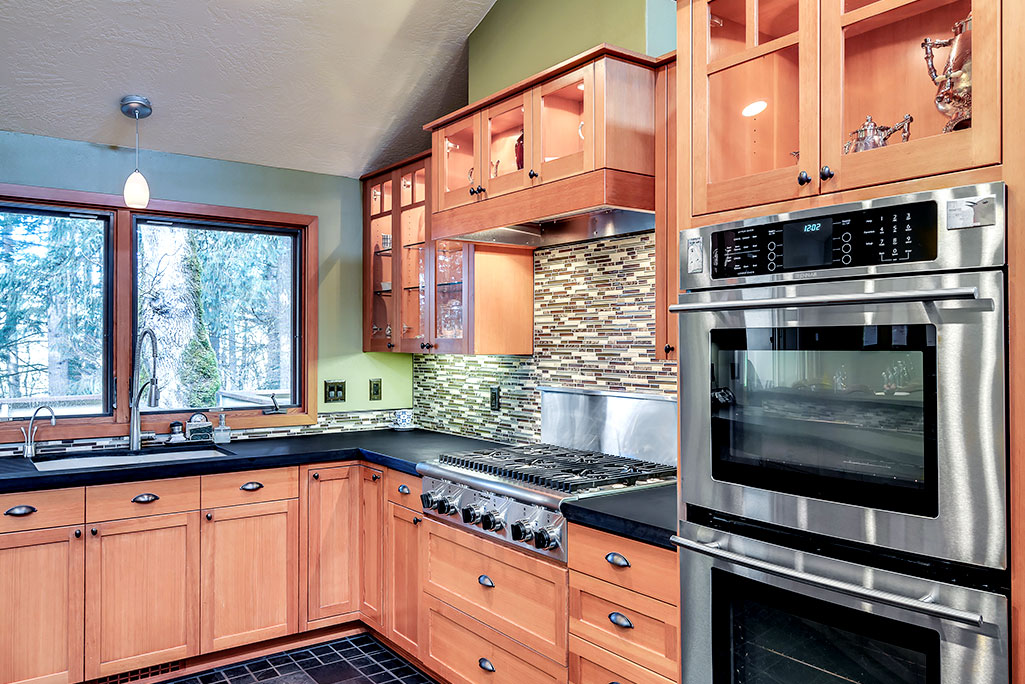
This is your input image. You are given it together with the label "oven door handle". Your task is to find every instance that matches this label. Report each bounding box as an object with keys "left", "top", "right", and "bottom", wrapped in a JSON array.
[
  {"left": 669, "top": 286, "right": 979, "bottom": 314},
  {"left": 671, "top": 535, "right": 985, "bottom": 628}
]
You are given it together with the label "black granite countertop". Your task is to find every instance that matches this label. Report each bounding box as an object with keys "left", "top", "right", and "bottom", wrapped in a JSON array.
[
  {"left": 561, "top": 483, "right": 678, "bottom": 550},
  {"left": 0, "top": 429, "right": 503, "bottom": 494}
]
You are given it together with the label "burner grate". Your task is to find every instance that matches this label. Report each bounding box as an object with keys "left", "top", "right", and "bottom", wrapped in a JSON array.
[{"left": 436, "top": 445, "right": 676, "bottom": 493}]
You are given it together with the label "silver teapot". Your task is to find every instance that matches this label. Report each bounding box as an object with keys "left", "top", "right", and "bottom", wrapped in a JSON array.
[
  {"left": 843, "top": 114, "right": 913, "bottom": 154},
  {"left": 922, "top": 13, "right": 972, "bottom": 133}
]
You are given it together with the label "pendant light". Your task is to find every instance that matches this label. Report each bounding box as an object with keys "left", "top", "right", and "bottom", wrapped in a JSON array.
[{"left": 120, "top": 95, "right": 152, "bottom": 209}]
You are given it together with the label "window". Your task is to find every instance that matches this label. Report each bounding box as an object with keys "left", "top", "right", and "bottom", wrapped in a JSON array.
[
  {"left": 135, "top": 218, "right": 299, "bottom": 413},
  {"left": 0, "top": 205, "right": 111, "bottom": 418}
]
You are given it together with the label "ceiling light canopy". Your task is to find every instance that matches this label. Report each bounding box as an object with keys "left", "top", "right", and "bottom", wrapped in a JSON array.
[{"left": 120, "top": 95, "right": 152, "bottom": 209}]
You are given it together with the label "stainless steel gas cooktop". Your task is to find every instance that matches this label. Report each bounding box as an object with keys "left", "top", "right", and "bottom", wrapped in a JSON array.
[{"left": 416, "top": 444, "right": 676, "bottom": 562}]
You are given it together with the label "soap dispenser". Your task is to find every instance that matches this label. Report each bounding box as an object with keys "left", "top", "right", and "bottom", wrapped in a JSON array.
[{"left": 213, "top": 413, "right": 232, "bottom": 444}]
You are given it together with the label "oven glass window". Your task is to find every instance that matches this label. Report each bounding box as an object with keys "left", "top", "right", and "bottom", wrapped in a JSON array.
[
  {"left": 713, "top": 570, "right": 939, "bottom": 684},
  {"left": 710, "top": 325, "right": 937, "bottom": 516}
]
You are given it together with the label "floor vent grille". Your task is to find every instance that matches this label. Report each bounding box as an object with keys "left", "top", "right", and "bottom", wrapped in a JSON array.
[{"left": 89, "top": 660, "right": 185, "bottom": 684}]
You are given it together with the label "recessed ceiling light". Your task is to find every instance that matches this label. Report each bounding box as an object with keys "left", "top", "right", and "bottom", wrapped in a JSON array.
[{"left": 742, "top": 100, "right": 768, "bottom": 117}]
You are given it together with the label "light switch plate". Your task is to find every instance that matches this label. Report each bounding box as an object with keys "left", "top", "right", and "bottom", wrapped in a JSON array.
[{"left": 369, "top": 378, "right": 382, "bottom": 401}]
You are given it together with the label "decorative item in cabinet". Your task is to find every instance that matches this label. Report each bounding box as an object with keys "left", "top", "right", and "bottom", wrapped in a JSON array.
[
  {"left": 692, "top": 0, "right": 819, "bottom": 214},
  {"left": 820, "top": 0, "right": 998, "bottom": 192},
  {"left": 842, "top": 114, "right": 913, "bottom": 154}
]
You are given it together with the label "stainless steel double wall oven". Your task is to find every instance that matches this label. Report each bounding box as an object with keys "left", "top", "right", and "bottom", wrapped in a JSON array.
[{"left": 672, "top": 183, "right": 1009, "bottom": 684}]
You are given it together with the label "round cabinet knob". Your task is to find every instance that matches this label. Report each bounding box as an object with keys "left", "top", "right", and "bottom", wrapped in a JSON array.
[
  {"left": 510, "top": 520, "right": 534, "bottom": 542},
  {"left": 664, "top": 344, "right": 675, "bottom": 354},
  {"left": 424, "top": 342, "right": 434, "bottom": 350},
  {"left": 480, "top": 511, "right": 504, "bottom": 531},
  {"left": 312, "top": 472, "right": 319, "bottom": 480},
  {"left": 797, "top": 171, "right": 813, "bottom": 186},
  {"left": 386, "top": 342, "right": 395, "bottom": 349},
  {"left": 206, "top": 513, "right": 213, "bottom": 521},
  {"left": 420, "top": 343, "right": 427, "bottom": 350},
  {"left": 528, "top": 169, "right": 539, "bottom": 179},
  {"left": 534, "top": 528, "right": 559, "bottom": 550},
  {"left": 420, "top": 492, "right": 439, "bottom": 510},
  {"left": 90, "top": 528, "right": 98, "bottom": 536},
  {"left": 74, "top": 529, "right": 82, "bottom": 539},
  {"left": 475, "top": 185, "right": 485, "bottom": 195},
  {"left": 372, "top": 474, "right": 380, "bottom": 482},
  {"left": 461, "top": 504, "right": 484, "bottom": 525},
  {"left": 820, "top": 165, "right": 835, "bottom": 181},
  {"left": 469, "top": 187, "right": 477, "bottom": 196}
]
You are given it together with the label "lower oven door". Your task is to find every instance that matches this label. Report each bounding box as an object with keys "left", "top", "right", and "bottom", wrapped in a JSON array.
[
  {"left": 674, "top": 521, "right": 1008, "bottom": 684},
  {"left": 673, "top": 269, "right": 1006, "bottom": 569}
]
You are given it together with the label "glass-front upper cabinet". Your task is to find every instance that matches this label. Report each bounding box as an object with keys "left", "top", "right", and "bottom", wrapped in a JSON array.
[
  {"left": 435, "top": 114, "right": 481, "bottom": 211},
  {"left": 693, "top": 0, "right": 820, "bottom": 214},
  {"left": 531, "top": 63, "right": 595, "bottom": 184},
  {"left": 397, "top": 160, "right": 430, "bottom": 352},
  {"left": 430, "top": 240, "right": 470, "bottom": 353},
  {"left": 482, "top": 91, "right": 533, "bottom": 198},
  {"left": 365, "top": 176, "right": 394, "bottom": 350},
  {"left": 820, "top": 0, "right": 999, "bottom": 192}
]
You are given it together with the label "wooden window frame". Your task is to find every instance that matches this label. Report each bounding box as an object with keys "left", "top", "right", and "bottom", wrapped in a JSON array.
[{"left": 0, "top": 182, "right": 319, "bottom": 445}]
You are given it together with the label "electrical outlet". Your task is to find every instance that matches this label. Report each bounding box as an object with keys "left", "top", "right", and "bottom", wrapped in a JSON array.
[
  {"left": 490, "top": 386, "right": 501, "bottom": 411},
  {"left": 369, "top": 378, "right": 383, "bottom": 401},
  {"left": 324, "top": 380, "right": 345, "bottom": 403}
]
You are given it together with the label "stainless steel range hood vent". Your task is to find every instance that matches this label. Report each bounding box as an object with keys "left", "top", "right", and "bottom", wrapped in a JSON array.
[{"left": 454, "top": 209, "right": 654, "bottom": 248}]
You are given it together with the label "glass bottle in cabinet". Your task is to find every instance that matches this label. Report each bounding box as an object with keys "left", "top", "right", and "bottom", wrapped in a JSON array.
[
  {"left": 397, "top": 165, "right": 429, "bottom": 352},
  {"left": 367, "top": 177, "right": 394, "bottom": 349},
  {"left": 820, "top": 0, "right": 998, "bottom": 192},
  {"left": 437, "top": 115, "right": 481, "bottom": 211},
  {"left": 431, "top": 240, "right": 469, "bottom": 353},
  {"left": 482, "top": 92, "right": 533, "bottom": 198},
  {"left": 693, "top": 0, "right": 819, "bottom": 214},
  {"left": 532, "top": 63, "right": 594, "bottom": 184}
]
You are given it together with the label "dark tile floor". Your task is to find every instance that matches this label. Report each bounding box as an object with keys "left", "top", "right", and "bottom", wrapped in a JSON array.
[{"left": 169, "top": 634, "right": 437, "bottom": 684}]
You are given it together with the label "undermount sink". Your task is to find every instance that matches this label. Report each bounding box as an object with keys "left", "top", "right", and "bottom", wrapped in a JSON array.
[{"left": 32, "top": 448, "right": 228, "bottom": 472}]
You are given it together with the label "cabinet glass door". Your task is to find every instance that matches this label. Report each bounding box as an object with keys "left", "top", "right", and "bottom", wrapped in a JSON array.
[
  {"left": 531, "top": 63, "right": 595, "bottom": 184},
  {"left": 483, "top": 92, "right": 532, "bottom": 198},
  {"left": 693, "top": 0, "right": 819, "bottom": 214},
  {"left": 437, "top": 115, "right": 480, "bottom": 211},
  {"left": 821, "top": 0, "right": 998, "bottom": 192},
  {"left": 397, "top": 162, "right": 429, "bottom": 352},
  {"left": 366, "top": 177, "right": 394, "bottom": 350},
  {"left": 430, "top": 240, "right": 469, "bottom": 353}
]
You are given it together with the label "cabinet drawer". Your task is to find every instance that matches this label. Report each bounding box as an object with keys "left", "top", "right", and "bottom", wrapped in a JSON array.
[
  {"left": 0, "top": 487, "right": 84, "bottom": 533},
  {"left": 568, "top": 523, "right": 678, "bottom": 605},
  {"left": 569, "top": 634, "right": 674, "bottom": 684},
  {"left": 422, "top": 519, "right": 568, "bottom": 663},
  {"left": 422, "top": 595, "right": 567, "bottom": 684},
  {"left": 86, "top": 477, "right": 200, "bottom": 522},
  {"left": 569, "top": 571, "right": 678, "bottom": 679},
  {"left": 201, "top": 467, "right": 298, "bottom": 508},
  {"left": 386, "top": 469, "right": 422, "bottom": 508}
]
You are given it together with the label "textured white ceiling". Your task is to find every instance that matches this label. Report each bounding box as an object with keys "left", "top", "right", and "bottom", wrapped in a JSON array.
[{"left": 0, "top": 0, "right": 496, "bottom": 177}]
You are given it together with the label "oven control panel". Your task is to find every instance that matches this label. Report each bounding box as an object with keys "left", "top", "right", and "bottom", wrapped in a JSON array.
[{"left": 711, "top": 200, "right": 938, "bottom": 279}]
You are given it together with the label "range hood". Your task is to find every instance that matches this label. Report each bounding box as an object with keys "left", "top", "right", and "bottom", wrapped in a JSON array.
[{"left": 451, "top": 208, "right": 655, "bottom": 248}]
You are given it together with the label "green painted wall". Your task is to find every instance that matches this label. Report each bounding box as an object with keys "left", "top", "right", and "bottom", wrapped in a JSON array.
[
  {"left": 467, "top": 0, "right": 677, "bottom": 102},
  {"left": 0, "top": 130, "right": 412, "bottom": 412}
]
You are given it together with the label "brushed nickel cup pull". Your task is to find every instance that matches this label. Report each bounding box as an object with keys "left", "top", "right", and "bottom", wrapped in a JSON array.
[
  {"left": 608, "top": 612, "right": 634, "bottom": 629},
  {"left": 398, "top": 484, "right": 411, "bottom": 495},
  {"left": 477, "top": 658, "right": 495, "bottom": 673},
  {"left": 478, "top": 574, "right": 495, "bottom": 588},
  {"left": 4, "top": 505, "right": 37, "bottom": 517},
  {"left": 605, "top": 552, "right": 631, "bottom": 568},
  {"left": 239, "top": 481, "right": 264, "bottom": 491},
  {"left": 131, "top": 493, "right": 160, "bottom": 504}
]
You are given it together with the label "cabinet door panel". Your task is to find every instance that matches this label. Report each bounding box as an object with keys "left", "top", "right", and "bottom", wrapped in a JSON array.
[
  {"left": 201, "top": 499, "right": 298, "bottom": 653},
  {"left": 301, "top": 465, "right": 359, "bottom": 629},
  {"left": 430, "top": 240, "right": 471, "bottom": 353},
  {"left": 482, "top": 91, "right": 533, "bottom": 198},
  {"left": 397, "top": 158, "right": 432, "bottom": 353},
  {"left": 85, "top": 512, "right": 200, "bottom": 678},
  {"left": 0, "top": 526, "right": 84, "bottom": 684},
  {"left": 531, "top": 63, "right": 595, "bottom": 184},
  {"left": 386, "top": 502, "right": 422, "bottom": 656},
  {"left": 364, "top": 171, "right": 397, "bottom": 351},
  {"left": 435, "top": 115, "right": 482, "bottom": 211},
  {"left": 359, "top": 466, "right": 385, "bottom": 628}
]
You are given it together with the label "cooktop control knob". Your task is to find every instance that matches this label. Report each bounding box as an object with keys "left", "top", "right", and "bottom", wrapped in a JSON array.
[
  {"left": 510, "top": 520, "right": 534, "bottom": 542},
  {"left": 436, "top": 499, "right": 458, "bottom": 516},
  {"left": 420, "top": 492, "right": 439, "bottom": 510},
  {"left": 480, "top": 511, "right": 504, "bottom": 531},
  {"left": 461, "top": 504, "right": 484, "bottom": 525},
  {"left": 534, "top": 527, "right": 559, "bottom": 551}
]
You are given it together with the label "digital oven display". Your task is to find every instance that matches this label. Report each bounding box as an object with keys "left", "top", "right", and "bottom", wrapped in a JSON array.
[{"left": 783, "top": 218, "right": 834, "bottom": 269}]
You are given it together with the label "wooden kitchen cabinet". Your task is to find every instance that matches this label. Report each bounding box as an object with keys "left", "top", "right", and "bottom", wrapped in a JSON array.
[
  {"left": 0, "top": 526, "right": 84, "bottom": 684},
  {"left": 654, "top": 54, "right": 679, "bottom": 362},
  {"left": 299, "top": 464, "right": 359, "bottom": 631},
  {"left": 384, "top": 501, "right": 423, "bottom": 656},
  {"left": 436, "top": 114, "right": 483, "bottom": 212},
  {"left": 688, "top": 0, "right": 1000, "bottom": 214},
  {"left": 200, "top": 498, "right": 298, "bottom": 653},
  {"left": 359, "top": 465, "right": 386, "bottom": 629},
  {"left": 85, "top": 512, "right": 200, "bottom": 678}
]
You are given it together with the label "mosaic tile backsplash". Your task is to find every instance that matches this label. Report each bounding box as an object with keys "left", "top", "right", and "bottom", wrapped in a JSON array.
[{"left": 413, "top": 232, "right": 677, "bottom": 444}]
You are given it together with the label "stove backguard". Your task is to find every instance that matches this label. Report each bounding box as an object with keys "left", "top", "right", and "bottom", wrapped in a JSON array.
[{"left": 539, "top": 386, "right": 677, "bottom": 466}]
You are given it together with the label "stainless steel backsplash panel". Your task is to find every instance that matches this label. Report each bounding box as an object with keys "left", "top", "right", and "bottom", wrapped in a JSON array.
[{"left": 540, "top": 386, "right": 677, "bottom": 466}]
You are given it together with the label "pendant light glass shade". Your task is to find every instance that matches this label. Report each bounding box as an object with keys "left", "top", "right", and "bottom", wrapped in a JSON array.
[{"left": 123, "top": 170, "right": 150, "bottom": 208}]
